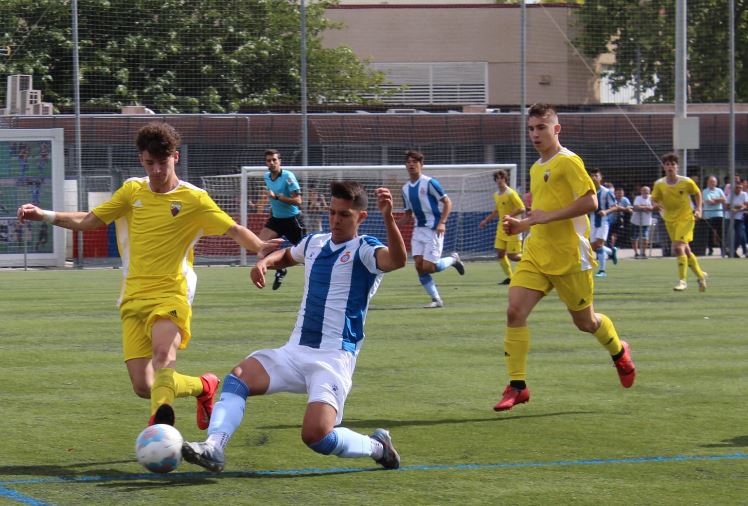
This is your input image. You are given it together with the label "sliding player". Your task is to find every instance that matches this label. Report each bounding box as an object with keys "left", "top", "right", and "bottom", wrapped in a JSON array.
[{"left": 182, "top": 182, "right": 406, "bottom": 472}]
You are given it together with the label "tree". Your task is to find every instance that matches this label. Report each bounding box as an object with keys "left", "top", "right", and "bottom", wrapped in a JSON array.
[
  {"left": 574, "top": 0, "right": 747, "bottom": 103},
  {"left": 0, "top": 0, "right": 388, "bottom": 113}
]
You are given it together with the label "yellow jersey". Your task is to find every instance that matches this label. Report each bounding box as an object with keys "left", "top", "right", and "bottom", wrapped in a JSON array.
[
  {"left": 92, "top": 177, "right": 236, "bottom": 306},
  {"left": 523, "top": 148, "right": 596, "bottom": 275},
  {"left": 651, "top": 176, "right": 699, "bottom": 223},
  {"left": 493, "top": 187, "right": 525, "bottom": 241}
]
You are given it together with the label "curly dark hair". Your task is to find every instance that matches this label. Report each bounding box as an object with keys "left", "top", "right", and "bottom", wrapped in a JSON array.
[{"left": 135, "top": 122, "right": 180, "bottom": 157}]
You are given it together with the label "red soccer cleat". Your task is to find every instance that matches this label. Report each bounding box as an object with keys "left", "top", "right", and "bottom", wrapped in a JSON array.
[
  {"left": 196, "top": 373, "right": 220, "bottom": 430},
  {"left": 493, "top": 385, "right": 530, "bottom": 412},
  {"left": 614, "top": 340, "right": 636, "bottom": 388}
]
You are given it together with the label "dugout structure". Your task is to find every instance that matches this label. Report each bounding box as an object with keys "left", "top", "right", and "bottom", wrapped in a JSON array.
[
  {"left": 199, "top": 164, "right": 516, "bottom": 266},
  {"left": 0, "top": 128, "right": 65, "bottom": 267}
]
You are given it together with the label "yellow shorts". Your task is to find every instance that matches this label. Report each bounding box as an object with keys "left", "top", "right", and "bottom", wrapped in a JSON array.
[
  {"left": 511, "top": 261, "right": 594, "bottom": 312},
  {"left": 494, "top": 236, "right": 522, "bottom": 254},
  {"left": 665, "top": 219, "right": 695, "bottom": 244},
  {"left": 120, "top": 297, "right": 193, "bottom": 361}
]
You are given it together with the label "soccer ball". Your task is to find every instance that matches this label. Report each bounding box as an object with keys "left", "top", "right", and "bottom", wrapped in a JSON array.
[{"left": 135, "top": 424, "right": 183, "bottom": 473}]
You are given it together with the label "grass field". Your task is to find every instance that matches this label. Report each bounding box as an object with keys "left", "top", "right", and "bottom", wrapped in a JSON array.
[{"left": 1, "top": 257, "right": 747, "bottom": 505}]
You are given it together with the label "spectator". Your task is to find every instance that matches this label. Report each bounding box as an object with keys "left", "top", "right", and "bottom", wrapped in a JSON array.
[
  {"left": 701, "top": 176, "right": 727, "bottom": 256},
  {"left": 631, "top": 186, "right": 654, "bottom": 259},
  {"left": 726, "top": 180, "right": 748, "bottom": 258},
  {"left": 608, "top": 187, "right": 632, "bottom": 250}
]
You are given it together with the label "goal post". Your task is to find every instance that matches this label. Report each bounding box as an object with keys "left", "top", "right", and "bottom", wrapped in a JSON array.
[{"left": 199, "top": 164, "right": 517, "bottom": 265}]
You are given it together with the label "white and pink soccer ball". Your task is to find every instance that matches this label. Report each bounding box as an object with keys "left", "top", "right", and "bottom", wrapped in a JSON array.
[{"left": 135, "top": 424, "right": 183, "bottom": 473}]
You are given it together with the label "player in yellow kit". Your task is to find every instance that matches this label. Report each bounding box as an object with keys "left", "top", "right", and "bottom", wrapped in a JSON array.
[
  {"left": 17, "top": 122, "right": 279, "bottom": 428},
  {"left": 651, "top": 152, "right": 707, "bottom": 292},
  {"left": 494, "top": 103, "right": 635, "bottom": 412},
  {"left": 479, "top": 170, "right": 525, "bottom": 284}
]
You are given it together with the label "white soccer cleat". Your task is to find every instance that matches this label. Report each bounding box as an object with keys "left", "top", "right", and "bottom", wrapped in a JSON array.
[
  {"left": 450, "top": 252, "right": 465, "bottom": 275},
  {"left": 698, "top": 272, "right": 708, "bottom": 292},
  {"left": 673, "top": 280, "right": 688, "bottom": 291},
  {"left": 423, "top": 299, "right": 444, "bottom": 309}
]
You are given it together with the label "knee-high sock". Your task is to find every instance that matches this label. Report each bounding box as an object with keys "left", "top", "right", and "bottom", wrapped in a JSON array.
[
  {"left": 205, "top": 374, "right": 250, "bottom": 450},
  {"left": 687, "top": 253, "right": 705, "bottom": 279},
  {"left": 308, "top": 427, "right": 377, "bottom": 458},
  {"left": 419, "top": 273, "right": 440, "bottom": 300},
  {"left": 150, "top": 368, "right": 203, "bottom": 414},
  {"left": 597, "top": 248, "right": 607, "bottom": 271},
  {"left": 592, "top": 314, "right": 622, "bottom": 355},
  {"left": 499, "top": 255, "right": 512, "bottom": 278},
  {"left": 677, "top": 254, "right": 688, "bottom": 281},
  {"left": 435, "top": 256, "right": 455, "bottom": 272},
  {"left": 504, "top": 326, "right": 530, "bottom": 381}
]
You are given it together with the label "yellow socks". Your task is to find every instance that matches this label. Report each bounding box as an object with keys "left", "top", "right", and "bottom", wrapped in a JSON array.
[
  {"left": 150, "top": 368, "right": 204, "bottom": 415},
  {"left": 504, "top": 326, "right": 530, "bottom": 381},
  {"left": 687, "top": 253, "right": 705, "bottom": 279},
  {"left": 676, "top": 254, "right": 688, "bottom": 281},
  {"left": 593, "top": 313, "right": 622, "bottom": 355},
  {"left": 500, "top": 256, "right": 513, "bottom": 279}
]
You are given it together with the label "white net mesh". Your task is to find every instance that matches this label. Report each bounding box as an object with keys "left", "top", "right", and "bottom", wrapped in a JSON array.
[{"left": 199, "top": 164, "right": 516, "bottom": 264}]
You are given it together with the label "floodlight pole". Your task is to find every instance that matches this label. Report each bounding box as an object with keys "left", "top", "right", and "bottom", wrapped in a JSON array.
[
  {"left": 728, "top": 0, "right": 736, "bottom": 255},
  {"left": 300, "top": 0, "right": 309, "bottom": 166},
  {"left": 519, "top": 0, "right": 527, "bottom": 193},
  {"left": 72, "top": 0, "right": 84, "bottom": 266},
  {"left": 674, "top": 0, "right": 687, "bottom": 174}
]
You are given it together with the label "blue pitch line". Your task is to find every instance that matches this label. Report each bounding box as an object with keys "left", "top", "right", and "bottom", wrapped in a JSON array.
[
  {"left": 0, "top": 487, "right": 51, "bottom": 506},
  {"left": 1, "top": 452, "right": 747, "bottom": 488}
]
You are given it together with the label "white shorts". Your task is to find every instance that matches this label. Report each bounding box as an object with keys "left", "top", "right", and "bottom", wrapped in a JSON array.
[
  {"left": 411, "top": 226, "right": 444, "bottom": 263},
  {"left": 250, "top": 343, "right": 356, "bottom": 425},
  {"left": 590, "top": 221, "right": 610, "bottom": 243}
]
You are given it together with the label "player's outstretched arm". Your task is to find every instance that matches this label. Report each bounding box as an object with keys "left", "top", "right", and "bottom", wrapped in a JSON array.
[
  {"left": 225, "top": 224, "right": 283, "bottom": 258},
  {"left": 17, "top": 203, "right": 104, "bottom": 231},
  {"left": 374, "top": 187, "right": 407, "bottom": 273},
  {"left": 250, "top": 248, "right": 297, "bottom": 288}
]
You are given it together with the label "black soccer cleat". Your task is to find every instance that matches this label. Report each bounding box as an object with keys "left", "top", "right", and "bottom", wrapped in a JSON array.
[
  {"left": 272, "top": 268, "right": 288, "bottom": 290},
  {"left": 148, "top": 403, "right": 176, "bottom": 427},
  {"left": 371, "top": 428, "right": 400, "bottom": 469}
]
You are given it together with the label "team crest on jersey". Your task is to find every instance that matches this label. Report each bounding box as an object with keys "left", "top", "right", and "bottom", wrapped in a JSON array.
[
  {"left": 339, "top": 251, "right": 351, "bottom": 263},
  {"left": 544, "top": 170, "right": 550, "bottom": 182},
  {"left": 170, "top": 201, "right": 182, "bottom": 217}
]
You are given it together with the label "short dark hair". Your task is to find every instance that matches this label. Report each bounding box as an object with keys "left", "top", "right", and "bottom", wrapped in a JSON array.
[
  {"left": 493, "top": 169, "right": 508, "bottom": 181},
  {"left": 405, "top": 150, "right": 424, "bottom": 163},
  {"left": 589, "top": 168, "right": 601, "bottom": 176},
  {"left": 330, "top": 181, "right": 367, "bottom": 210},
  {"left": 661, "top": 152, "right": 679, "bottom": 164},
  {"left": 265, "top": 149, "right": 280, "bottom": 158},
  {"left": 528, "top": 103, "right": 557, "bottom": 120},
  {"left": 136, "top": 122, "right": 180, "bottom": 157}
]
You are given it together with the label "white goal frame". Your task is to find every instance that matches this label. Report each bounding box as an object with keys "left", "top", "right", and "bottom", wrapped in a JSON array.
[{"left": 225, "top": 164, "right": 517, "bottom": 265}]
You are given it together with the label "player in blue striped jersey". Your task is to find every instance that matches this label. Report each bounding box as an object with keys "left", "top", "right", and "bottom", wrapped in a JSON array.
[
  {"left": 182, "top": 181, "right": 407, "bottom": 472},
  {"left": 398, "top": 150, "right": 465, "bottom": 308}
]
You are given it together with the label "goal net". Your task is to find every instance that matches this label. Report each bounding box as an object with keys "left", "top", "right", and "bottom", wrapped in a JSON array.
[{"left": 198, "top": 164, "right": 517, "bottom": 265}]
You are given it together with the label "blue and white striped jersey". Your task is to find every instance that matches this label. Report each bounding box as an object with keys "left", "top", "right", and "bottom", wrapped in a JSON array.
[
  {"left": 591, "top": 186, "right": 616, "bottom": 228},
  {"left": 287, "top": 232, "right": 385, "bottom": 355},
  {"left": 401, "top": 174, "right": 448, "bottom": 230}
]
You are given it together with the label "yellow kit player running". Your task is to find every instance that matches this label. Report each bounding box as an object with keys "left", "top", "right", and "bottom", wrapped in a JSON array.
[
  {"left": 17, "top": 122, "right": 279, "bottom": 428},
  {"left": 479, "top": 170, "right": 525, "bottom": 284},
  {"left": 495, "top": 103, "right": 636, "bottom": 411},
  {"left": 651, "top": 152, "right": 707, "bottom": 292}
]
